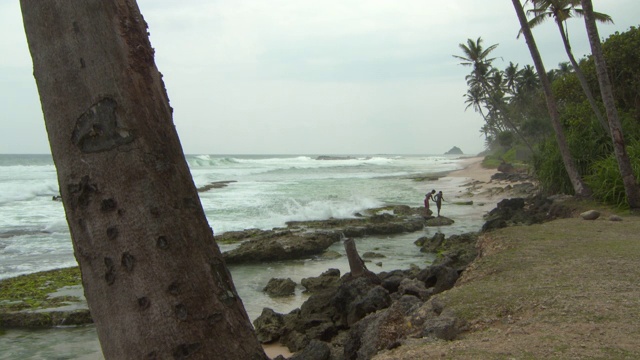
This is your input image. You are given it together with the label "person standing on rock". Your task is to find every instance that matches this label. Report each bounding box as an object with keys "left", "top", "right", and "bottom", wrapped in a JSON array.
[
  {"left": 434, "top": 190, "right": 446, "bottom": 217},
  {"left": 424, "top": 190, "right": 436, "bottom": 216}
]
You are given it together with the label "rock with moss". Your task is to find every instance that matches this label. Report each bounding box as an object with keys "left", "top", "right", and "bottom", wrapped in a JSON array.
[{"left": 0, "top": 267, "right": 92, "bottom": 328}]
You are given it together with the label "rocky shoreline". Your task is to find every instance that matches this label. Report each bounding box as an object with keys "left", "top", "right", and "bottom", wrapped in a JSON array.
[
  {"left": 1, "top": 160, "right": 560, "bottom": 359},
  {"left": 253, "top": 231, "right": 480, "bottom": 360},
  {"left": 251, "top": 192, "right": 585, "bottom": 360}
]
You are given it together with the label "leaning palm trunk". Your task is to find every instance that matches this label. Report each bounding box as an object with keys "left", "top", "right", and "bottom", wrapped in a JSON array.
[
  {"left": 556, "top": 19, "right": 610, "bottom": 135},
  {"left": 480, "top": 80, "right": 534, "bottom": 152},
  {"left": 581, "top": 0, "right": 640, "bottom": 209},
  {"left": 21, "top": 1, "right": 268, "bottom": 358},
  {"left": 511, "top": 0, "right": 591, "bottom": 197}
]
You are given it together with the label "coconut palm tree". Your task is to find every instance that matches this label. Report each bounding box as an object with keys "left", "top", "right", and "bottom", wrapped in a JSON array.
[
  {"left": 454, "top": 38, "right": 533, "bottom": 151},
  {"left": 21, "top": 1, "right": 268, "bottom": 358},
  {"left": 503, "top": 62, "right": 520, "bottom": 95},
  {"left": 580, "top": 0, "right": 640, "bottom": 209},
  {"left": 511, "top": 0, "right": 591, "bottom": 197},
  {"left": 464, "top": 85, "right": 489, "bottom": 121},
  {"left": 453, "top": 37, "right": 498, "bottom": 80},
  {"left": 525, "top": 0, "right": 611, "bottom": 134},
  {"left": 557, "top": 61, "right": 573, "bottom": 75}
]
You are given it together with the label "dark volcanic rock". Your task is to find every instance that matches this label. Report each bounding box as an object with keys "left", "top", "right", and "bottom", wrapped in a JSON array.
[
  {"left": 264, "top": 278, "right": 297, "bottom": 297},
  {"left": 214, "top": 228, "right": 266, "bottom": 244},
  {"left": 301, "top": 268, "right": 341, "bottom": 293},
  {"left": 253, "top": 308, "right": 285, "bottom": 343},
  {"left": 415, "top": 232, "right": 446, "bottom": 252},
  {"left": 425, "top": 216, "right": 454, "bottom": 227},
  {"left": 416, "top": 264, "right": 460, "bottom": 294},
  {"left": 362, "top": 252, "right": 385, "bottom": 259},
  {"left": 396, "top": 278, "right": 432, "bottom": 301},
  {"left": 482, "top": 195, "right": 573, "bottom": 232},
  {"left": 333, "top": 276, "right": 384, "bottom": 327},
  {"left": 289, "top": 339, "right": 332, "bottom": 360},
  {"left": 196, "top": 180, "right": 237, "bottom": 192},
  {"left": 222, "top": 231, "right": 341, "bottom": 264},
  {"left": 416, "top": 232, "right": 478, "bottom": 271},
  {"left": 286, "top": 206, "right": 432, "bottom": 237},
  {"left": 344, "top": 295, "right": 420, "bottom": 360}
]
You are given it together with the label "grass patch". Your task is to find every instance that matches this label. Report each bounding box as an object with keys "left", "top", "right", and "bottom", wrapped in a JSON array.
[{"left": 431, "top": 215, "right": 640, "bottom": 358}]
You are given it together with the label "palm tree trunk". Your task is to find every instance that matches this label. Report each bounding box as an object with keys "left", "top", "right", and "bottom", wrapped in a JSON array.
[
  {"left": 480, "top": 81, "right": 534, "bottom": 152},
  {"left": 581, "top": 0, "right": 640, "bottom": 209},
  {"left": 21, "top": 1, "right": 268, "bottom": 358},
  {"left": 556, "top": 20, "right": 610, "bottom": 135},
  {"left": 511, "top": 0, "right": 591, "bottom": 197}
]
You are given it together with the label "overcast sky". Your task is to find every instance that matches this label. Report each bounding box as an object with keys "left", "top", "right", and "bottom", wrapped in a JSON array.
[{"left": 0, "top": 0, "right": 636, "bottom": 155}]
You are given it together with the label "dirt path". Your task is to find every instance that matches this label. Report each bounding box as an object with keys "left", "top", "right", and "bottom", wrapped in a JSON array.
[{"left": 374, "top": 213, "right": 640, "bottom": 359}]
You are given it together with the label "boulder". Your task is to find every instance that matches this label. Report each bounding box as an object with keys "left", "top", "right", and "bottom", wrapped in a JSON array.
[
  {"left": 415, "top": 232, "right": 445, "bottom": 253},
  {"left": 419, "top": 312, "right": 466, "bottom": 341},
  {"left": 425, "top": 216, "right": 454, "bottom": 227},
  {"left": 417, "top": 232, "right": 478, "bottom": 271},
  {"left": 609, "top": 215, "right": 623, "bottom": 222},
  {"left": 319, "top": 250, "right": 342, "bottom": 259},
  {"left": 281, "top": 330, "right": 310, "bottom": 353},
  {"left": 253, "top": 308, "right": 285, "bottom": 343},
  {"left": 416, "top": 264, "right": 459, "bottom": 294},
  {"left": 332, "top": 276, "right": 384, "bottom": 327},
  {"left": 288, "top": 339, "right": 331, "bottom": 360},
  {"left": 264, "top": 278, "right": 297, "bottom": 297},
  {"left": 348, "top": 286, "right": 392, "bottom": 325},
  {"left": 223, "top": 231, "right": 341, "bottom": 264},
  {"left": 301, "top": 269, "right": 341, "bottom": 293},
  {"left": 362, "top": 252, "right": 385, "bottom": 259},
  {"left": 396, "top": 278, "right": 432, "bottom": 301},
  {"left": 482, "top": 197, "right": 526, "bottom": 232},
  {"left": 343, "top": 295, "right": 419, "bottom": 360},
  {"left": 580, "top": 210, "right": 601, "bottom": 220}
]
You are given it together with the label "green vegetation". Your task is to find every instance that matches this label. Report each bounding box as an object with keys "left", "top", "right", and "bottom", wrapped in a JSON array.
[
  {"left": 0, "top": 267, "right": 82, "bottom": 312},
  {"left": 458, "top": 21, "right": 640, "bottom": 208},
  {"left": 433, "top": 215, "right": 640, "bottom": 358}
]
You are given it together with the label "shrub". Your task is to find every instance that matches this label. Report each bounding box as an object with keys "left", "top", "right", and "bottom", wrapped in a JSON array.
[{"left": 585, "top": 141, "right": 640, "bottom": 208}]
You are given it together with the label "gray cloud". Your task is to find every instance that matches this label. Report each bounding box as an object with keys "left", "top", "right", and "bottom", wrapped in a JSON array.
[{"left": 1, "top": 0, "right": 637, "bottom": 154}]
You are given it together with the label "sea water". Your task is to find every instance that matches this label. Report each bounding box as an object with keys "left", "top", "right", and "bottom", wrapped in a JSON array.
[{"left": 0, "top": 153, "right": 488, "bottom": 359}]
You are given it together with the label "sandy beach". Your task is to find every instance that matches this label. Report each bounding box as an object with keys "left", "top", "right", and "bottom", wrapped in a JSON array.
[{"left": 447, "top": 156, "right": 496, "bottom": 183}]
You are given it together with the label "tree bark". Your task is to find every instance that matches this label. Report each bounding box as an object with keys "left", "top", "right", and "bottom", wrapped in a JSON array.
[
  {"left": 344, "top": 238, "right": 377, "bottom": 280},
  {"left": 580, "top": 0, "right": 640, "bottom": 209},
  {"left": 511, "top": 0, "right": 591, "bottom": 197},
  {"left": 20, "top": 1, "right": 267, "bottom": 359}
]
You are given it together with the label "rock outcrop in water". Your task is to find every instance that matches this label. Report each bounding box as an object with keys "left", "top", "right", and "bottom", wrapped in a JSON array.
[
  {"left": 444, "top": 146, "right": 463, "bottom": 155},
  {"left": 255, "top": 232, "right": 478, "bottom": 359},
  {"left": 218, "top": 205, "right": 455, "bottom": 264}
]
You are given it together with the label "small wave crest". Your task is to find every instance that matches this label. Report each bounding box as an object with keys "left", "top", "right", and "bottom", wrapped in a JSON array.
[
  {"left": 0, "top": 181, "right": 60, "bottom": 204},
  {"left": 188, "top": 155, "right": 240, "bottom": 167},
  {"left": 278, "top": 196, "right": 383, "bottom": 223}
]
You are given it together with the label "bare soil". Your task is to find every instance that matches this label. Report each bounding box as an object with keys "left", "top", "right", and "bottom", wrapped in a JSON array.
[{"left": 374, "top": 208, "right": 640, "bottom": 360}]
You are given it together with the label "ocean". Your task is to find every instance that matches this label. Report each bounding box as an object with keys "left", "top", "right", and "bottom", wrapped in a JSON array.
[{"left": 0, "top": 153, "right": 488, "bottom": 359}]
